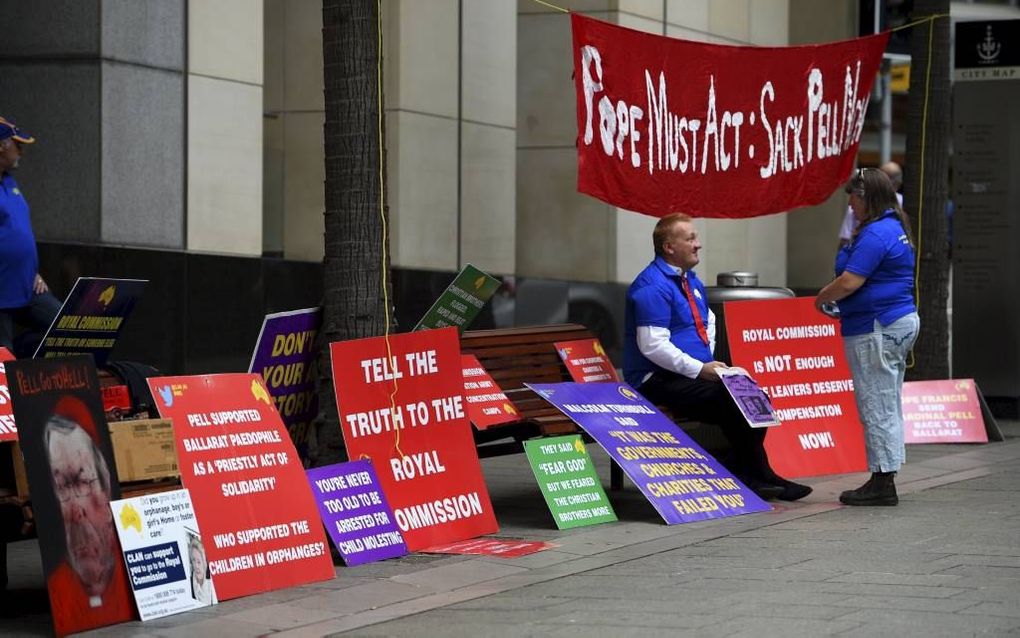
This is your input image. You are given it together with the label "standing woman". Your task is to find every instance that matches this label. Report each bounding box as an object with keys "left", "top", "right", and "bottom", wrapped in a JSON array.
[{"left": 815, "top": 168, "right": 920, "bottom": 506}]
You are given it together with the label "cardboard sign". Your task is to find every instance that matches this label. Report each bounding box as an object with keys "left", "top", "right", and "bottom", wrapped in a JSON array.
[
  {"left": 110, "top": 489, "right": 216, "bottom": 620},
  {"left": 719, "top": 369, "right": 780, "bottom": 428},
  {"left": 420, "top": 538, "right": 555, "bottom": 558},
  {"left": 330, "top": 327, "right": 498, "bottom": 551},
  {"left": 7, "top": 356, "right": 135, "bottom": 637},
  {"left": 555, "top": 339, "right": 619, "bottom": 383},
  {"left": 460, "top": 354, "right": 519, "bottom": 430},
  {"left": 306, "top": 460, "right": 408, "bottom": 566},
  {"left": 524, "top": 434, "right": 617, "bottom": 529},
  {"left": 414, "top": 264, "right": 501, "bottom": 333},
  {"left": 248, "top": 307, "right": 322, "bottom": 464},
  {"left": 34, "top": 277, "right": 147, "bottom": 366},
  {"left": 147, "top": 373, "right": 334, "bottom": 601},
  {"left": 529, "top": 382, "right": 770, "bottom": 524},
  {"left": 903, "top": 379, "right": 988, "bottom": 444},
  {"left": 724, "top": 297, "right": 867, "bottom": 477},
  {"left": 0, "top": 347, "right": 16, "bottom": 442}
]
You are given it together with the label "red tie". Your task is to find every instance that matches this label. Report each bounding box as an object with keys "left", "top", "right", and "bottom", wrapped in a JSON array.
[{"left": 680, "top": 275, "right": 709, "bottom": 345}]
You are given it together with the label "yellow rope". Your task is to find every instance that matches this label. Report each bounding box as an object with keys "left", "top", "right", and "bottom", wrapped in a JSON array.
[
  {"left": 376, "top": 0, "right": 403, "bottom": 458},
  {"left": 890, "top": 13, "right": 950, "bottom": 32},
  {"left": 529, "top": 0, "right": 569, "bottom": 13}
]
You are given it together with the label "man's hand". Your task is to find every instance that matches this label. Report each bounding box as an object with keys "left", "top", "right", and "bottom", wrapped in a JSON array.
[
  {"left": 697, "top": 361, "right": 729, "bottom": 381},
  {"left": 33, "top": 273, "right": 48, "bottom": 294}
]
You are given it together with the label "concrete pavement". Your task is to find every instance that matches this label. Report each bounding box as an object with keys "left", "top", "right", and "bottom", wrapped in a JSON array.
[{"left": 3, "top": 421, "right": 1019, "bottom": 637}]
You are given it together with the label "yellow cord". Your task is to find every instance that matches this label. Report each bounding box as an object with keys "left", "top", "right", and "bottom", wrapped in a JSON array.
[
  {"left": 529, "top": 0, "right": 569, "bottom": 13},
  {"left": 376, "top": 0, "right": 404, "bottom": 458},
  {"left": 890, "top": 13, "right": 950, "bottom": 33}
]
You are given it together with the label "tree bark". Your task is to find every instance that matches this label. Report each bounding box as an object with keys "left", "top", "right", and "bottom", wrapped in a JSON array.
[
  {"left": 315, "top": 0, "right": 392, "bottom": 465},
  {"left": 902, "top": 0, "right": 951, "bottom": 380}
]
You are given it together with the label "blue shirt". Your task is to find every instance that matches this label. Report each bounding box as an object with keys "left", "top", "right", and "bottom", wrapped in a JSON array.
[
  {"left": 624, "top": 256, "right": 712, "bottom": 387},
  {"left": 834, "top": 210, "right": 916, "bottom": 336},
  {"left": 0, "top": 173, "right": 38, "bottom": 309}
]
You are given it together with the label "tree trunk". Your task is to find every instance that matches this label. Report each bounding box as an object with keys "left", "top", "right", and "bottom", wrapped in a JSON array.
[
  {"left": 902, "top": 0, "right": 951, "bottom": 381},
  {"left": 315, "top": 0, "right": 393, "bottom": 465}
]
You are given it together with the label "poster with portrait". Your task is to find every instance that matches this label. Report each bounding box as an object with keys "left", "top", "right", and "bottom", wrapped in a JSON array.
[
  {"left": 110, "top": 489, "right": 216, "bottom": 620},
  {"left": 6, "top": 355, "right": 135, "bottom": 637}
]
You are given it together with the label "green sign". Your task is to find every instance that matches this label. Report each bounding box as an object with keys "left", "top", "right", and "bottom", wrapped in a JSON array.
[
  {"left": 414, "top": 264, "right": 501, "bottom": 333},
  {"left": 524, "top": 435, "right": 617, "bottom": 529}
]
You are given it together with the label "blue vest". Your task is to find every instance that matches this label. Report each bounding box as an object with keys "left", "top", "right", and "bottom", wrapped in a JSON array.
[
  {"left": 624, "top": 256, "right": 712, "bottom": 387},
  {"left": 0, "top": 173, "right": 38, "bottom": 309}
]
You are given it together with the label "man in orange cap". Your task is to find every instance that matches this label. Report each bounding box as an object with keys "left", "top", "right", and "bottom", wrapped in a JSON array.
[{"left": 0, "top": 116, "right": 60, "bottom": 356}]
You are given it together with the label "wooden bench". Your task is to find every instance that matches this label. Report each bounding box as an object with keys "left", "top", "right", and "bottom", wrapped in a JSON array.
[{"left": 460, "top": 323, "right": 626, "bottom": 489}]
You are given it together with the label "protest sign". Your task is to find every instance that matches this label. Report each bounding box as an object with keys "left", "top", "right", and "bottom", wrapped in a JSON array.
[
  {"left": 414, "top": 264, "right": 501, "bottom": 333},
  {"left": 571, "top": 14, "right": 888, "bottom": 218},
  {"left": 524, "top": 434, "right": 616, "bottom": 529},
  {"left": 249, "top": 307, "right": 321, "bottom": 464},
  {"left": 555, "top": 338, "right": 619, "bottom": 383},
  {"left": 529, "top": 382, "right": 770, "bottom": 524},
  {"left": 306, "top": 460, "right": 407, "bottom": 566},
  {"left": 34, "top": 277, "right": 147, "bottom": 366},
  {"left": 420, "top": 538, "right": 555, "bottom": 558},
  {"left": 725, "top": 296, "right": 867, "bottom": 477},
  {"left": 148, "top": 373, "right": 334, "bottom": 600},
  {"left": 902, "top": 379, "right": 989, "bottom": 444},
  {"left": 0, "top": 347, "right": 16, "bottom": 442},
  {"left": 330, "top": 327, "right": 497, "bottom": 550},
  {"left": 461, "top": 354, "right": 519, "bottom": 430},
  {"left": 718, "top": 368, "right": 780, "bottom": 428},
  {"left": 7, "top": 356, "right": 134, "bottom": 636},
  {"left": 110, "top": 489, "right": 216, "bottom": 620}
]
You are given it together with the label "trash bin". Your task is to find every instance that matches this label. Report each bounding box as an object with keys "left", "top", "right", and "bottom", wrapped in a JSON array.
[{"left": 707, "top": 272, "right": 794, "bottom": 365}]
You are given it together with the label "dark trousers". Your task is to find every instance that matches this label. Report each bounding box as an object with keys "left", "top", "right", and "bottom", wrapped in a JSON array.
[
  {"left": 0, "top": 291, "right": 62, "bottom": 356},
  {"left": 638, "top": 370, "right": 774, "bottom": 481}
]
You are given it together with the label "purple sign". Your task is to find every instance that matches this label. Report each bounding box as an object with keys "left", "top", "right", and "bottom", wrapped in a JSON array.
[
  {"left": 249, "top": 307, "right": 321, "bottom": 464},
  {"left": 306, "top": 460, "right": 407, "bottom": 566},
  {"left": 527, "top": 382, "right": 771, "bottom": 524},
  {"left": 720, "top": 370, "right": 780, "bottom": 428}
]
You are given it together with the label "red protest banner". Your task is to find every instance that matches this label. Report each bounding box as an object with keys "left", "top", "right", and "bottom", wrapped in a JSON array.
[
  {"left": 572, "top": 13, "right": 889, "bottom": 217},
  {"left": 0, "top": 347, "right": 15, "bottom": 442},
  {"left": 460, "top": 354, "right": 519, "bottom": 430},
  {"left": 724, "top": 297, "right": 866, "bottom": 477},
  {"left": 148, "top": 373, "right": 334, "bottom": 600},
  {"left": 554, "top": 338, "right": 619, "bottom": 383},
  {"left": 903, "top": 379, "right": 988, "bottom": 444},
  {"left": 330, "top": 328, "right": 498, "bottom": 551}
]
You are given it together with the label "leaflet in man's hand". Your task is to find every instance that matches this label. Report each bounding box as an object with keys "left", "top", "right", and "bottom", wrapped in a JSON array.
[{"left": 718, "top": 367, "right": 780, "bottom": 428}]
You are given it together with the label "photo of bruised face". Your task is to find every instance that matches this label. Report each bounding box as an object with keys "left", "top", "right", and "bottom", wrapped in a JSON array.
[{"left": 45, "top": 415, "right": 116, "bottom": 606}]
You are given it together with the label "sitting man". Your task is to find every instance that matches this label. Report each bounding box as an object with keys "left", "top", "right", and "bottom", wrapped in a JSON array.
[{"left": 623, "top": 213, "right": 811, "bottom": 501}]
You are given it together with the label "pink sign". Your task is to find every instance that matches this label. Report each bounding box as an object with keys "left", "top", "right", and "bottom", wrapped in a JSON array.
[{"left": 902, "top": 379, "right": 988, "bottom": 444}]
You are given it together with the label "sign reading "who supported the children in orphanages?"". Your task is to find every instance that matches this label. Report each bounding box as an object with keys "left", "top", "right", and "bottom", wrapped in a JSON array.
[
  {"left": 414, "top": 264, "right": 502, "bottom": 333},
  {"left": 148, "top": 373, "right": 334, "bottom": 600},
  {"left": 524, "top": 434, "right": 617, "bottom": 529},
  {"left": 34, "top": 277, "right": 147, "bottom": 367},
  {"left": 249, "top": 307, "right": 322, "bottom": 465},
  {"left": 306, "top": 460, "right": 408, "bottom": 566},
  {"left": 724, "top": 296, "right": 867, "bottom": 477},
  {"left": 330, "top": 327, "right": 498, "bottom": 551},
  {"left": 109, "top": 489, "right": 216, "bottom": 621},
  {"left": 529, "top": 382, "right": 770, "bottom": 524}
]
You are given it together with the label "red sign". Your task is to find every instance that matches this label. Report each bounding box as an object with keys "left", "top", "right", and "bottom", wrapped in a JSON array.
[
  {"left": 460, "top": 354, "right": 519, "bottom": 430},
  {"left": 420, "top": 538, "right": 554, "bottom": 558},
  {"left": 555, "top": 338, "right": 619, "bottom": 383},
  {"left": 101, "top": 384, "right": 132, "bottom": 419},
  {"left": 147, "top": 373, "right": 334, "bottom": 600},
  {"left": 0, "top": 347, "right": 15, "bottom": 442},
  {"left": 724, "top": 297, "right": 866, "bottom": 477},
  {"left": 572, "top": 13, "right": 889, "bottom": 218},
  {"left": 903, "top": 379, "right": 988, "bottom": 444},
  {"left": 331, "top": 328, "right": 498, "bottom": 551}
]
